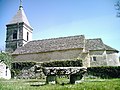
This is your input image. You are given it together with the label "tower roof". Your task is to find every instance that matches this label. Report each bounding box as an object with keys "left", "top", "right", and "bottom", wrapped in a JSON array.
[{"left": 7, "top": 1, "right": 32, "bottom": 28}]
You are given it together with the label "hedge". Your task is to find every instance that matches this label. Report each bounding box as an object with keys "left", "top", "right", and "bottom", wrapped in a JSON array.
[
  {"left": 11, "top": 62, "right": 36, "bottom": 77},
  {"left": 12, "top": 62, "right": 36, "bottom": 70},
  {"left": 87, "top": 66, "right": 120, "bottom": 78},
  {"left": 41, "top": 59, "right": 83, "bottom": 67}
]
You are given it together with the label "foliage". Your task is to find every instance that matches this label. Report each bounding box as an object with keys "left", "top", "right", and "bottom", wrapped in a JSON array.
[
  {"left": 115, "top": 1, "right": 120, "bottom": 17},
  {"left": 11, "top": 62, "right": 36, "bottom": 76},
  {"left": 41, "top": 59, "right": 83, "bottom": 67},
  {"left": 0, "top": 52, "right": 13, "bottom": 69},
  {"left": 12, "top": 62, "right": 36, "bottom": 70},
  {"left": 0, "top": 79, "right": 120, "bottom": 90},
  {"left": 87, "top": 66, "right": 120, "bottom": 78}
]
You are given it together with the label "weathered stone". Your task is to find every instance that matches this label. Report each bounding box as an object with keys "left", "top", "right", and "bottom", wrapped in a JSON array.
[
  {"left": 46, "top": 75, "right": 57, "bottom": 84},
  {"left": 16, "top": 65, "right": 45, "bottom": 79},
  {"left": 43, "top": 67, "right": 87, "bottom": 84},
  {"left": 70, "top": 74, "right": 82, "bottom": 84}
]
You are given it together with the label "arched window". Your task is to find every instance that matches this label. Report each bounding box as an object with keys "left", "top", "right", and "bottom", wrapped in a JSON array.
[{"left": 13, "top": 30, "right": 17, "bottom": 39}]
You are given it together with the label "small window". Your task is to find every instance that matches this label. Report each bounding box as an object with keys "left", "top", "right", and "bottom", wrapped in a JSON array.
[
  {"left": 6, "top": 66, "right": 8, "bottom": 76},
  {"left": 27, "top": 32, "right": 29, "bottom": 41},
  {"left": 13, "top": 30, "right": 17, "bottom": 39},
  {"left": 93, "top": 57, "right": 96, "bottom": 61}
]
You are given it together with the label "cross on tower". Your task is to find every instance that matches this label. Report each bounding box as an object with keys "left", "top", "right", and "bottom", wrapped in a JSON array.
[
  {"left": 19, "top": 0, "right": 23, "bottom": 9},
  {"left": 20, "top": 0, "right": 22, "bottom": 6}
]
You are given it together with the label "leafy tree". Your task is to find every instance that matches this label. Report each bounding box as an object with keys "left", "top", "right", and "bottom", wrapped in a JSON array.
[
  {"left": 115, "top": 1, "right": 120, "bottom": 17},
  {"left": 0, "top": 52, "right": 13, "bottom": 69}
]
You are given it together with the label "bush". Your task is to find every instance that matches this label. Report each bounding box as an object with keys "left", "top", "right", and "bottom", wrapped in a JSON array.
[
  {"left": 11, "top": 62, "right": 36, "bottom": 77},
  {"left": 87, "top": 66, "right": 120, "bottom": 78},
  {"left": 0, "top": 52, "right": 13, "bottom": 69},
  {"left": 41, "top": 59, "right": 83, "bottom": 67},
  {"left": 12, "top": 62, "right": 36, "bottom": 70}
]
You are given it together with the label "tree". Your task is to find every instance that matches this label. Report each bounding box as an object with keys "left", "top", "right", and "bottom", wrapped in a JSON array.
[
  {"left": 115, "top": 1, "right": 120, "bottom": 17},
  {"left": 0, "top": 52, "right": 13, "bottom": 69}
]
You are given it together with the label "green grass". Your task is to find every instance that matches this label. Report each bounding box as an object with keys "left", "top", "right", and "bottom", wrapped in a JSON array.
[{"left": 0, "top": 78, "right": 120, "bottom": 90}]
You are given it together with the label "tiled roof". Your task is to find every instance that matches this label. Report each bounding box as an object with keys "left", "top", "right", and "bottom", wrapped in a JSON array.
[
  {"left": 12, "top": 35, "right": 119, "bottom": 55},
  {"left": 85, "top": 38, "right": 118, "bottom": 52},
  {"left": 104, "top": 44, "right": 119, "bottom": 52},
  {"left": 85, "top": 38, "right": 105, "bottom": 51},
  {"left": 7, "top": 6, "right": 32, "bottom": 28},
  {"left": 13, "top": 35, "right": 85, "bottom": 54}
]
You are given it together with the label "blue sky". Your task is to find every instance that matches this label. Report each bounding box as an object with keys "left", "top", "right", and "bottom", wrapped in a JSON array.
[{"left": 0, "top": 0, "right": 120, "bottom": 54}]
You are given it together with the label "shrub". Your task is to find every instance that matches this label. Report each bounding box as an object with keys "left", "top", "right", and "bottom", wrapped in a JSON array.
[
  {"left": 87, "top": 66, "right": 120, "bottom": 78},
  {"left": 41, "top": 59, "right": 83, "bottom": 67},
  {"left": 11, "top": 61, "right": 36, "bottom": 77},
  {"left": 0, "top": 52, "right": 13, "bottom": 69},
  {"left": 12, "top": 62, "right": 36, "bottom": 70}
]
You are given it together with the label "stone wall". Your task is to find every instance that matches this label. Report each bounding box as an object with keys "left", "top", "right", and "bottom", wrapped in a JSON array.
[
  {"left": 13, "top": 49, "right": 120, "bottom": 67},
  {"left": 13, "top": 49, "right": 83, "bottom": 62},
  {"left": 16, "top": 65, "right": 45, "bottom": 79},
  {"left": 89, "top": 50, "right": 107, "bottom": 67},
  {"left": 78, "top": 53, "right": 90, "bottom": 67},
  {"left": 6, "top": 23, "right": 33, "bottom": 53},
  {"left": 106, "top": 51, "right": 120, "bottom": 66},
  {"left": 89, "top": 50, "right": 120, "bottom": 67}
]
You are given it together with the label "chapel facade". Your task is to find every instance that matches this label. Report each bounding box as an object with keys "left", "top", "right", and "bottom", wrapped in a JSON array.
[{"left": 5, "top": 2, "right": 120, "bottom": 67}]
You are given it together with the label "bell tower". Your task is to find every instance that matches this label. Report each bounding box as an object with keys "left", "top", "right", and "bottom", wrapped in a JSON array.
[{"left": 5, "top": 0, "right": 33, "bottom": 53}]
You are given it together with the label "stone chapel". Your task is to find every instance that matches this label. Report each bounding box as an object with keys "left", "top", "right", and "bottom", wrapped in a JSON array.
[{"left": 5, "top": 2, "right": 120, "bottom": 67}]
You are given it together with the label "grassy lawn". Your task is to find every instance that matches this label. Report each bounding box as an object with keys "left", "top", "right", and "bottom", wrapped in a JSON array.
[{"left": 0, "top": 78, "right": 120, "bottom": 90}]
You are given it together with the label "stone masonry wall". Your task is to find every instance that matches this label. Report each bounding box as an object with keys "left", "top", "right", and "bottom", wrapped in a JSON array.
[
  {"left": 89, "top": 50, "right": 107, "bottom": 67},
  {"left": 89, "top": 50, "right": 120, "bottom": 67},
  {"left": 78, "top": 53, "right": 90, "bottom": 67},
  {"left": 13, "top": 49, "right": 83, "bottom": 62},
  {"left": 106, "top": 51, "right": 120, "bottom": 66}
]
